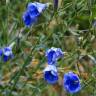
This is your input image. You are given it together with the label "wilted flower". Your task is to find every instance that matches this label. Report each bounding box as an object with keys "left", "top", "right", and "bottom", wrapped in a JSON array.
[
  {"left": 45, "top": 47, "right": 64, "bottom": 65},
  {"left": 63, "top": 72, "right": 81, "bottom": 93},
  {"left": 54, "top": 0, "right": 58, "bottom": 10},
  {"left": 43, "top": 65, "right": 58, "bottom": 84},
  {"left": 22, "top": 2, "right": 47, "bottom": 27},
  {"left": 3, "top": 47, "right": 14, "bottom": 62}
]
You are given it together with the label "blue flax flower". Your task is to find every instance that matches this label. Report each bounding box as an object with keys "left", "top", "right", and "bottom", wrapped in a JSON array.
[
  {"left": 22, "top": 2, "right": 47, "bottom": 27},
  {"left": 3, "top": 47, "right": 14, "bottom": 62},
  {"left": 27, "top": 2, "right": 47, "bottom": 14},
  {"left": 0, "top": 49, "right": 3, "bottom": 56},
  {"left": 43, "top": 65, "right": 58, "bottom": 84},
  {"left": 63, "top": 72, "right": 81, "bottom": 93},
  {"left": 46, "top": 47, "right": 64, "bottom": 65},
  {"left": 22, "top": 11, "right": 37, "bottom": 27}
]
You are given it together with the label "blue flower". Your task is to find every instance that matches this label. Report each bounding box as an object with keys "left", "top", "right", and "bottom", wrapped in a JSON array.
[
  {"left": 45, "top": 47, "right": 64, "bottom": 65},
  {"left": 3, "top": 47, "right": 14, "bottom": 62},
  {"left": 63, "top": 72, "right": 81, "bottom": 93},
  {"left": 43, "top": 65, "right": 58, "bottom": 84},
  {"left": 22, "top": 2, "right": 47, "bottom": 27},
  {"left": 0, "top": 49, "right": 3, "bottom": 56},
  {"left": 22, "top": 11, "right": 37, "bottom": 27},
  {"left": 27, "top": 2, "right": 47, "bottom": 14}
]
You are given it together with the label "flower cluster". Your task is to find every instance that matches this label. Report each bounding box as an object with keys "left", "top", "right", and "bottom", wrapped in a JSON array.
[
  {"left": 22, "top": 2, "right": 48, "bottom": 27},
  {"left": 43, "top": 47, "right": 81, "bottom": 94},
  {"left": 43, "top": 47, "right": 63, "bottom": 84}
]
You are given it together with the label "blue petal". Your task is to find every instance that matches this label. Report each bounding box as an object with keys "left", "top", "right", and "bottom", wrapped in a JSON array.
[
  {"left": 3, "top": 47, "right": 12, "bottom": 56},
  {"left": 0, "top": 49, "right": 3, "bottom": 56},
  {"left": 4, "top": 47, "right": 11, "bottom": 52},
  {"left": 3, "top": 47, "right": 14, "bottom": 62},
  {"left": 23, "top": 2, "right": 47, "bottom": 27},
  {"left": 10, "top": 54, "right": 14, "bottom": 59},
  {"left": 46, "top": 47, "right": 64, "bottom": 65},
  {"left": 3, "top": 55, "right": 9, "bottom": 62},
  {"left": 56, "top": 48, "right": 64, "bottom": 59},
  {"left": 47, "top": 50, "right": 57, "bottom": 64},
  {"left": 27, "top": 3, "right": 40, "bottom": 17},
  {"left": 3, "top": 54, "right": 14, "bottom": 62},
  {"left": 63, "top": 72, "right": 81, "bottom": 93},
  {"left": 44, "top": 71, "right": 58, "bottom": 84},
  {"left": 28, "top": 2, "right": 47, "bottom": 13},
  {"left": 33, "top": 2, "right": 47, "bottom": 13},
  {"left": 43, "top": 65, "right": 58, "bottom": 84},
  {"left": 22, "top": 11, "right": 37, "bottom": 27}
]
